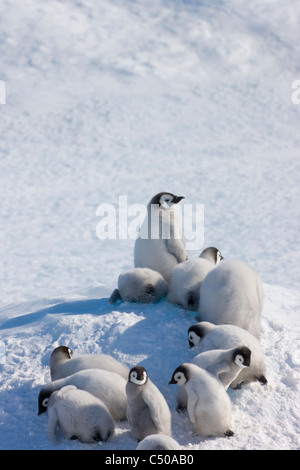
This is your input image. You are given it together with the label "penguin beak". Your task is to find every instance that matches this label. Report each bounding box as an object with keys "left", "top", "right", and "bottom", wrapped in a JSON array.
[
  {"left": 168, "top": 378, "right": 176, "bottom": 385},
  {"left": 188, "top": 340, "right": 194, "bottom": 349},
  {"left": 172, "top": 196, "right": 185, "bottom": 204}
]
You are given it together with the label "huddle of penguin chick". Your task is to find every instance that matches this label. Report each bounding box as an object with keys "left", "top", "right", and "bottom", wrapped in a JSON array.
[
  {"left": 37, "top": 192, "right": 268, "bottom": 447},
  {"left": 38, "top": 345, "right": 181, "bottom": 450},
  {"left": 108, "top": 192, "right": 268, "bottom": 439}
]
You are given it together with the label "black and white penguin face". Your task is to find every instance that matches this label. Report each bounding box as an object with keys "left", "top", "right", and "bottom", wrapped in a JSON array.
[
  {"left": 52, "top": 345, "right": 73, "bottom": 359},
  {"left": 169, "top": 365, "right": 189, "bottom": 386},
  {"left": 129, "top": 366, "right": 148, "bottom": 385},
  {"left": 150, "top": 192, "right": 185, "bottom": 210},
  {"left": 234, "top": 347, "right": 251, "bottom": 368},
  {"left": 38, "top": 390, "right": 52, "bottom": 415},
  {"left": 188, "top": 325, "right": 203, "bottom": 348},
  {"left": 216, "top": 250, "right": 223, "bottom": 264},
  {"left": 199, "top": 247, "right": 224, "bottom": 265}
]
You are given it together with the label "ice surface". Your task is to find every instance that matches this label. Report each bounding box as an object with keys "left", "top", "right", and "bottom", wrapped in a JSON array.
[{"left": 0, "top": 0, "right": 299, "bottom": 450}]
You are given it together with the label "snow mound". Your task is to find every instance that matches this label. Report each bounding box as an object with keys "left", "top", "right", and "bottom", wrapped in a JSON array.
[{"left": 0, "top": 283, "right": 299, "bottom": 450}]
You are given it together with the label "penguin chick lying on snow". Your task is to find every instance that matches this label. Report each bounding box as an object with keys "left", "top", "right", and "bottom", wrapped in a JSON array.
[
  {"left": 198, "top": 259, "right": 264, "bottom": 339},
  {"left": 134, "top": 192, "right": 188, "bottom": 283},
  {"left": 169, "top": 363, "right": 234, "bottom": 438},
  {"left": 177, "top": 346, "right": 251, "bottom": 410},
  {"left": 188, "top": 321, "right": 267, "bottom": 389},
  {"left": 136, "top": 434, "right": 181, "bottom": 450},
  {"left": 38, "top": 368, "right": 127, "bottom": 421},
  {"left": 168, "top": 247, "right": 223, "bottom": 310},
  {"left": 50, "top": 345, "right": 129, "bottom": 381},
  {"left": 47, "top": 385, "right": 115, "bottom": 445},
  {"left": 126, "top": 366, "right": 172, "bottom": 441},
  {"left": 109, "top": 267, "right": 168, "bottom": 304}
]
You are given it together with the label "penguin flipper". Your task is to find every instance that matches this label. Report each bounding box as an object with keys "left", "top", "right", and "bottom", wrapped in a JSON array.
[
  {"left": 166, "top": 238, "right": 189, "bottom": 263},
  {"left": 47, "top": 406, "right": 59, "bottom": 445},
  {"left": 142, "top": 389, "right": 165, "bottom": 432},
  {"left": 186, "top": 384, "right": 198, "bottom": 424},
  {"left": 207, "top": 360, "right": 230, "bottom": 379}
]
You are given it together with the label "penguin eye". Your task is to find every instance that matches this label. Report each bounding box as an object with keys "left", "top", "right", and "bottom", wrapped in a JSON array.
[{"left": 42, "top": 398, "right": 49, "bottom": 408}]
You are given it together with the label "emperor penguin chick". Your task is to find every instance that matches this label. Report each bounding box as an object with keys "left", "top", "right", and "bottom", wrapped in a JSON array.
[
  {"left": 136, "top": 434, "right": 181, "bottom": 450},
  {"left": 47, "top": 385, "right": 115, "bottom": 445},
  {"left": 134, "top": 192, "right": 188, "bottom": 283},
  {"left": 109, "top": 267, "right": 168, "bottom": 304},
  {"left": 188, "top": 322, "right": 267, "bottom": 389},
  {"left": 168, "top": 247, "right": 223, "bottom": 310},
  {"left": 169, "top": 363, "right": 234, "bottom": 438},
  {"left": 126, "top": 366, "right": 172, "bottom": 441},
  {"left": 176, "top": 346, "right": 251, "bottom": 410},
  {"left": 192, "top": 346, "right": 251, "bottom": 390},
  {"left": 198, "top": 259, "right": 264, "bottom": 339},
  {"left": 39, "top": 369, "right": 127, "bottom": 420},
  {"left": 50, "top": 346, "right": 129, "bottom": 381}
]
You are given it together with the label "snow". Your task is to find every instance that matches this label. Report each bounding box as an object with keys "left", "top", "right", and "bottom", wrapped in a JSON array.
[{"left": 0, "top": 0, "right": 299, "bottom": 451}]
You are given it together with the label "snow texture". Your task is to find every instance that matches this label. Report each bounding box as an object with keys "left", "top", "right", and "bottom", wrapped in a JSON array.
[{"left": 0, "top": 0, "right": 299, "bottom": 450}]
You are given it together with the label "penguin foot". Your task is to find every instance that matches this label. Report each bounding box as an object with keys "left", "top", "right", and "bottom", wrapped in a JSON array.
[
  {"left": 232, "top": 381, "right": 244, "bottom": 390},
  {"left": 176, "top": 404, "right": 187, "bottom": 414},
  {"left": 93, "top": 432, "right": 103, "bottom": 442},
  {"left": 224, "top": 430, "right": 234, "bottom": 437},
  {"left": 258, "top": 375, "right": 268, "bottom": 385}
]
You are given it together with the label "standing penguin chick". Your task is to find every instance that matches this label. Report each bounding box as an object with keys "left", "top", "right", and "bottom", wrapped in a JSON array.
[
  {"left": 169, "top": 363, "right": 234, "bottom": 438},
  {"left": 126, "top": 366, "right": 172, "bottom": 441},
  {"left": 47, "top": 385, "right": 115, "bottom": 445},
  {"left": 109, "top": 268, "right": 168, "bottom": 304},
  {"left": 39, "top": 369, "right": 127, "bottom": 420},
  {"left": 134, "top": 192, "right": 188, "bottom": 283},
  {"left": 188, "top": 321, "right": 267, "bottom": 389},
  {"left": 50, "top": 346, "right": 129, "bottom": 381},
  {"left": 168, "top": 247, "right": 223, "bottom": 310},
  {"left": 136, "top": 434, "right": 181, "bottom": 450},
  {"left": 198, "top": 259, "right": 264, "bottom": 339}
]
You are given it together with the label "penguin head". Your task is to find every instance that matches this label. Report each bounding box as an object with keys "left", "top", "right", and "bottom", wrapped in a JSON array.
[
  {"left": 169, "top": 364, "right": 189, "bottom": 386},
  {"left": 234, "top": 346, "right": 252, "bottom": 368},
  {"left": 38, "top": 389, "right": 52, "bottom": 415},
  {"left": 199, "top": 247, "right": 224, "bottom": 265},
  {"left": 128, "top": 366, "right": 148, "bottom": 385},
  {"left": 149, "top": 192, "right": 185, "bottom": 210},
  {"left": 187, "top": 324, "right": 204, "bottom": 348},
  {"left": 50, "top": 345, "right": 73, "bottom": 361}
]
